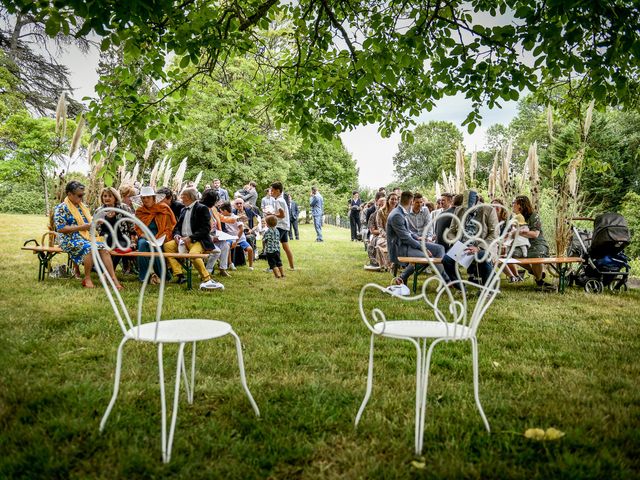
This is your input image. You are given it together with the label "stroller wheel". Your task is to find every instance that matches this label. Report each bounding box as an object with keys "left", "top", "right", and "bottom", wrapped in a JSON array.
[
  {"left": 584, "top": 279, "right": 603, "bottom": 294},
  {"left": 608, "top": 281, "right": 628, "bottom": 293}
]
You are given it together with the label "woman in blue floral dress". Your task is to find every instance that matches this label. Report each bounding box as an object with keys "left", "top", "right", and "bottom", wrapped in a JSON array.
[{"left": 54, "top": 181, "right": 122, "bottom": 289}]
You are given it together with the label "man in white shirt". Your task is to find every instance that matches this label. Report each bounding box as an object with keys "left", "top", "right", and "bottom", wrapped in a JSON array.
[
  {"left": 261, "top": 187, "right": 276, "bottom": 214},
  {"left": 270, "top": 181, "right": 294, "bottom": 269},
  {"left": 406, "top": 192, "right": 432, "bottom": 237}
]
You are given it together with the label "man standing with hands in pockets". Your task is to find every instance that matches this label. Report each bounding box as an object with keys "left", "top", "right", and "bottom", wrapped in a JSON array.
[{"left": 310, "top": 186, "right": 324, "bottom": 242}]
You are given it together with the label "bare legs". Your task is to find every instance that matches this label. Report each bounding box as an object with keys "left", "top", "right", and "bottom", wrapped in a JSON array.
[
  {"left": 83, "top": 250, "right": 122, "bottom": 289},
  {"left": 282, "top": 242, "right": 294, "bottom": 269},
  {"left": 522, "top": 264, "right": 544, "bottom": 281}
]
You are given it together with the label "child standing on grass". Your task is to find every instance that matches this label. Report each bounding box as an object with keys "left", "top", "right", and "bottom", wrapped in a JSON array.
[{"left": 263, "top": 215, "right": 284, "bottom": 278}]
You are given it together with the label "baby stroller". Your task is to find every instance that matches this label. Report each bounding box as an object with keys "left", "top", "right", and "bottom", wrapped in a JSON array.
[{"left": 568, "top": 213, "right": 631, "bottom": 293}]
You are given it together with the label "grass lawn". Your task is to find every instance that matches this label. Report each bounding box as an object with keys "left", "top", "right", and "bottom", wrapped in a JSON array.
[{"left": 1, "top": 212, "right": 639, "bottom": 479}]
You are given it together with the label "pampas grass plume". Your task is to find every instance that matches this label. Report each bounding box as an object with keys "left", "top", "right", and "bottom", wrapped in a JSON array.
[
  {"left": 583, "top": 100, "right": 595, "bottom": 140},
  {"left": 172, "top": 157, "right": 188, "bottom": 193},
  {"left": 55, "top": 93, "right": 67, "bottom": 136},
  {"left": 193, "top": 171, "right": 203, "bottom": 189},
  {"left": 143, "top": 140, "right": 155, "bottom": 161},
  {"left": 68, "top": 114, "right": 84, "bottom": 158}
]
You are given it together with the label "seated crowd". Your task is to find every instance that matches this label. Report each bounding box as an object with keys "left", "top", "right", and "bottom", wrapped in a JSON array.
[
  {"left": 361, "top": 187, "right": 553, "bottom": 290},
  {"left": 53, "top": 178, "right": 301, "bottom": 291}
]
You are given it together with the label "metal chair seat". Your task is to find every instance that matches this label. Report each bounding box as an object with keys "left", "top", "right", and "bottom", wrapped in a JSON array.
[
  {"left": 127, "top": 319, "right": 232, "bottom": 343},
  {"left": 373, "top": 320, "right": 471, "bottom": 339}
]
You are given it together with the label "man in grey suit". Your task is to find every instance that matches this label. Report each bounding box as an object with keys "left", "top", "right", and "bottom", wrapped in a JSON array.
[
  {"left": 387, "top": 191, "right": 447, "bottom": 285},
  {"left": 310, "top": 186, "right": 324, "bottom": 242}
]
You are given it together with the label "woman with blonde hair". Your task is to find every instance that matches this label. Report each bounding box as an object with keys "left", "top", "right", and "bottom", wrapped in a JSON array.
[
  {"left": 119, "top": 185, "right": 137, "bottom": 209},
  {"left": 53, "top": 181, "right": 122, "bottom": 289},
  {"left": 374, "top": 192, "right": 399, "bottom": 271},
  {"left": 95, "top": 187, "right": 137, "bottom": 271}
]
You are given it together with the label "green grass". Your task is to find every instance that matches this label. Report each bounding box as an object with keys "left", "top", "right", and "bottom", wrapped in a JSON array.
[{"left": 1, "top": 213, "right": 639, "bottom": 479}]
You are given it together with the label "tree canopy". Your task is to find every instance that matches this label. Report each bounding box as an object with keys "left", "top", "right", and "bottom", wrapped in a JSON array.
[
  {"left": 392, "top": 121, "right": 463, "bottom": 190},
  {"left": 3, "top": 0, "right": 639, "bottom": 152}
]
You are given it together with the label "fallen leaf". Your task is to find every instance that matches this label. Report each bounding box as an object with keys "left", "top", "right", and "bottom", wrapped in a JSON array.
[
  {"left": 524, "top": 428, "right": 546, "bottom": 440},
  {"left": 492, "top": 361, "right": 500, "bottom": 367},
  {"left": 544, "top": 427, "right": 565, "bottom": 440},
  {"left": 411, "top": 460, "right": 426, "bottom": 469}
]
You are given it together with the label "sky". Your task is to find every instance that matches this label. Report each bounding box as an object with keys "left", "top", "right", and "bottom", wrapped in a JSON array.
[
  {"left": 339, "top": 96, "right": 519, "bottom": 188},
  {"left": 59, "top": 45, "right": 519, "bottom": 189}
]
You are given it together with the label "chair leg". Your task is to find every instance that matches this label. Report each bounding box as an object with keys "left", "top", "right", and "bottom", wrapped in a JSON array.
[
  {"left": 355, "top": 334, "right": 376, "bottom": 428},
  {"left": 100, "top": 337, "right": 129, "bottom": 432},
  {"left": 158, "top": 343, "right": 168, "bottom": 463},
  {"left": 166, "top": 343, "right": 186, "bottom": 463},
  {"left": 471, "top": 337, "right": 490, "bottom": 433},
  {"left": 190, "top": 341, "right": 196, "bottom": 404},
  {"left": 180, "top": 341, "right": 196, "bottom": 404},
  {"left": 416, "top": 338, "right": 444, "bottom": 455},
  {"left": 412, "top": 338, "right": 423, "bottom": 454},
  {"left": 230, "top": 330, "right": 260, "bottom": 417}
]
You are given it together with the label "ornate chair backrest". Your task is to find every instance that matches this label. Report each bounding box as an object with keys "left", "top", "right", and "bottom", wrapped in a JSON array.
[
  {"left": 90, "top": 207, "right": 166, "bottom": 341},
  {"left": 359, "top": 203, "right": 518, "bottom": 339}
]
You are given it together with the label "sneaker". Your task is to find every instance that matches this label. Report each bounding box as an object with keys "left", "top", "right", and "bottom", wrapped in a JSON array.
[
  {"left": 248, "top": 266, "right": 254, "bottom": 271},
  {"left": 508, "top": 276, "right": 519, "bottom": 283},
  {"left": 230, "top": 263, "right": 237, "bottom": 271},
  {"left": 200, "top": 279, "right": 224, "bottom": 290},
  {"left": 264, "top": 268, "right": 272, "bottom": 273},
  {"left": 218, "top": 269, "right": 230, "bottom": 277}
]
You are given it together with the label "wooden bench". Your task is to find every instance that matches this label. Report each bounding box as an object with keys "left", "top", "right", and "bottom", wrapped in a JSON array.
[
  {"left": 21, "top": 243, "right": 210, "bottom": 290},
  {"left": 397, "top": 255, "right": 583, "bottom": 293}
]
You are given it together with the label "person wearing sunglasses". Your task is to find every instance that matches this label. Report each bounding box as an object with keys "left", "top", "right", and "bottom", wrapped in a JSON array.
[{"left": 53, "top": 181, "right": 122, "bottom": 289}]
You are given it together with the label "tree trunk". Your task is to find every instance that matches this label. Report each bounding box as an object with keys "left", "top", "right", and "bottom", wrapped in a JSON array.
[
  {"left": 40, "top": 167, "right": 50, "bottom": 215},
  {"left": 8, "top": 15, "right": 26, "bottom": 61}
]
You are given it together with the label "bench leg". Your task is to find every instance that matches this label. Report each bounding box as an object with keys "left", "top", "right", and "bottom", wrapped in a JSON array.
[
  {"left": 412, "top": 264, "right": 427, "bottom": 293},
  {"left": 557, "top": 264, "right": 568, "bottom": 294},
  {"left": 37, "top": 252, "right": 55, "bottom": 281},
  {"left": 184, "top": 260, "right": 193, "bottom": 290}
]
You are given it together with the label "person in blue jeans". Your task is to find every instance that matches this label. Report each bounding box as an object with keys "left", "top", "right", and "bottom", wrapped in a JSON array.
[
  {"left": 135, "top": 186, "right": 176, "bottom": 283},
  {"left": 310, "top": 186, "right": 324, "bottom": 242}
]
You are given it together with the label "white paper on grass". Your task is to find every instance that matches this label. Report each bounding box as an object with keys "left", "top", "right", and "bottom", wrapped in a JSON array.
[{"left": 444, "top": 241, "right": 475, "bottom": 269}]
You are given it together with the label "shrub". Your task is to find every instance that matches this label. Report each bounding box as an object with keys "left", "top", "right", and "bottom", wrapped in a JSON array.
[
  {"left": 620, "top": 191, "right": 640, "bottom": 259},
  {"left": 0, "top": 183, "right": 48, "bottom": 215}
]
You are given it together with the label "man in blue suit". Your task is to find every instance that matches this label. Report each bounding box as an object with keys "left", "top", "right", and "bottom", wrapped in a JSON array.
[
  {"left": 387, "top": 191, "right": 447, "bottom": 285},
  {"left": 310, "top": 186, "right": 324, "bottom": 242}
]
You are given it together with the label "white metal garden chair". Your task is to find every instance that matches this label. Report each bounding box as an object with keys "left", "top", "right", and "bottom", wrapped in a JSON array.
[
  {"left": 355, "top": 202, "right": 517, "bottom": 455},
  {"left": 90, "top": 207, "right": 260, "bottom": 463}
]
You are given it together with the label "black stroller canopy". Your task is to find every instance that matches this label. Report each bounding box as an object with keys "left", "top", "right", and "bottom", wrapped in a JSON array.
[{"left": 590, "top": 212, "right": 630, "bottom": 257}]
